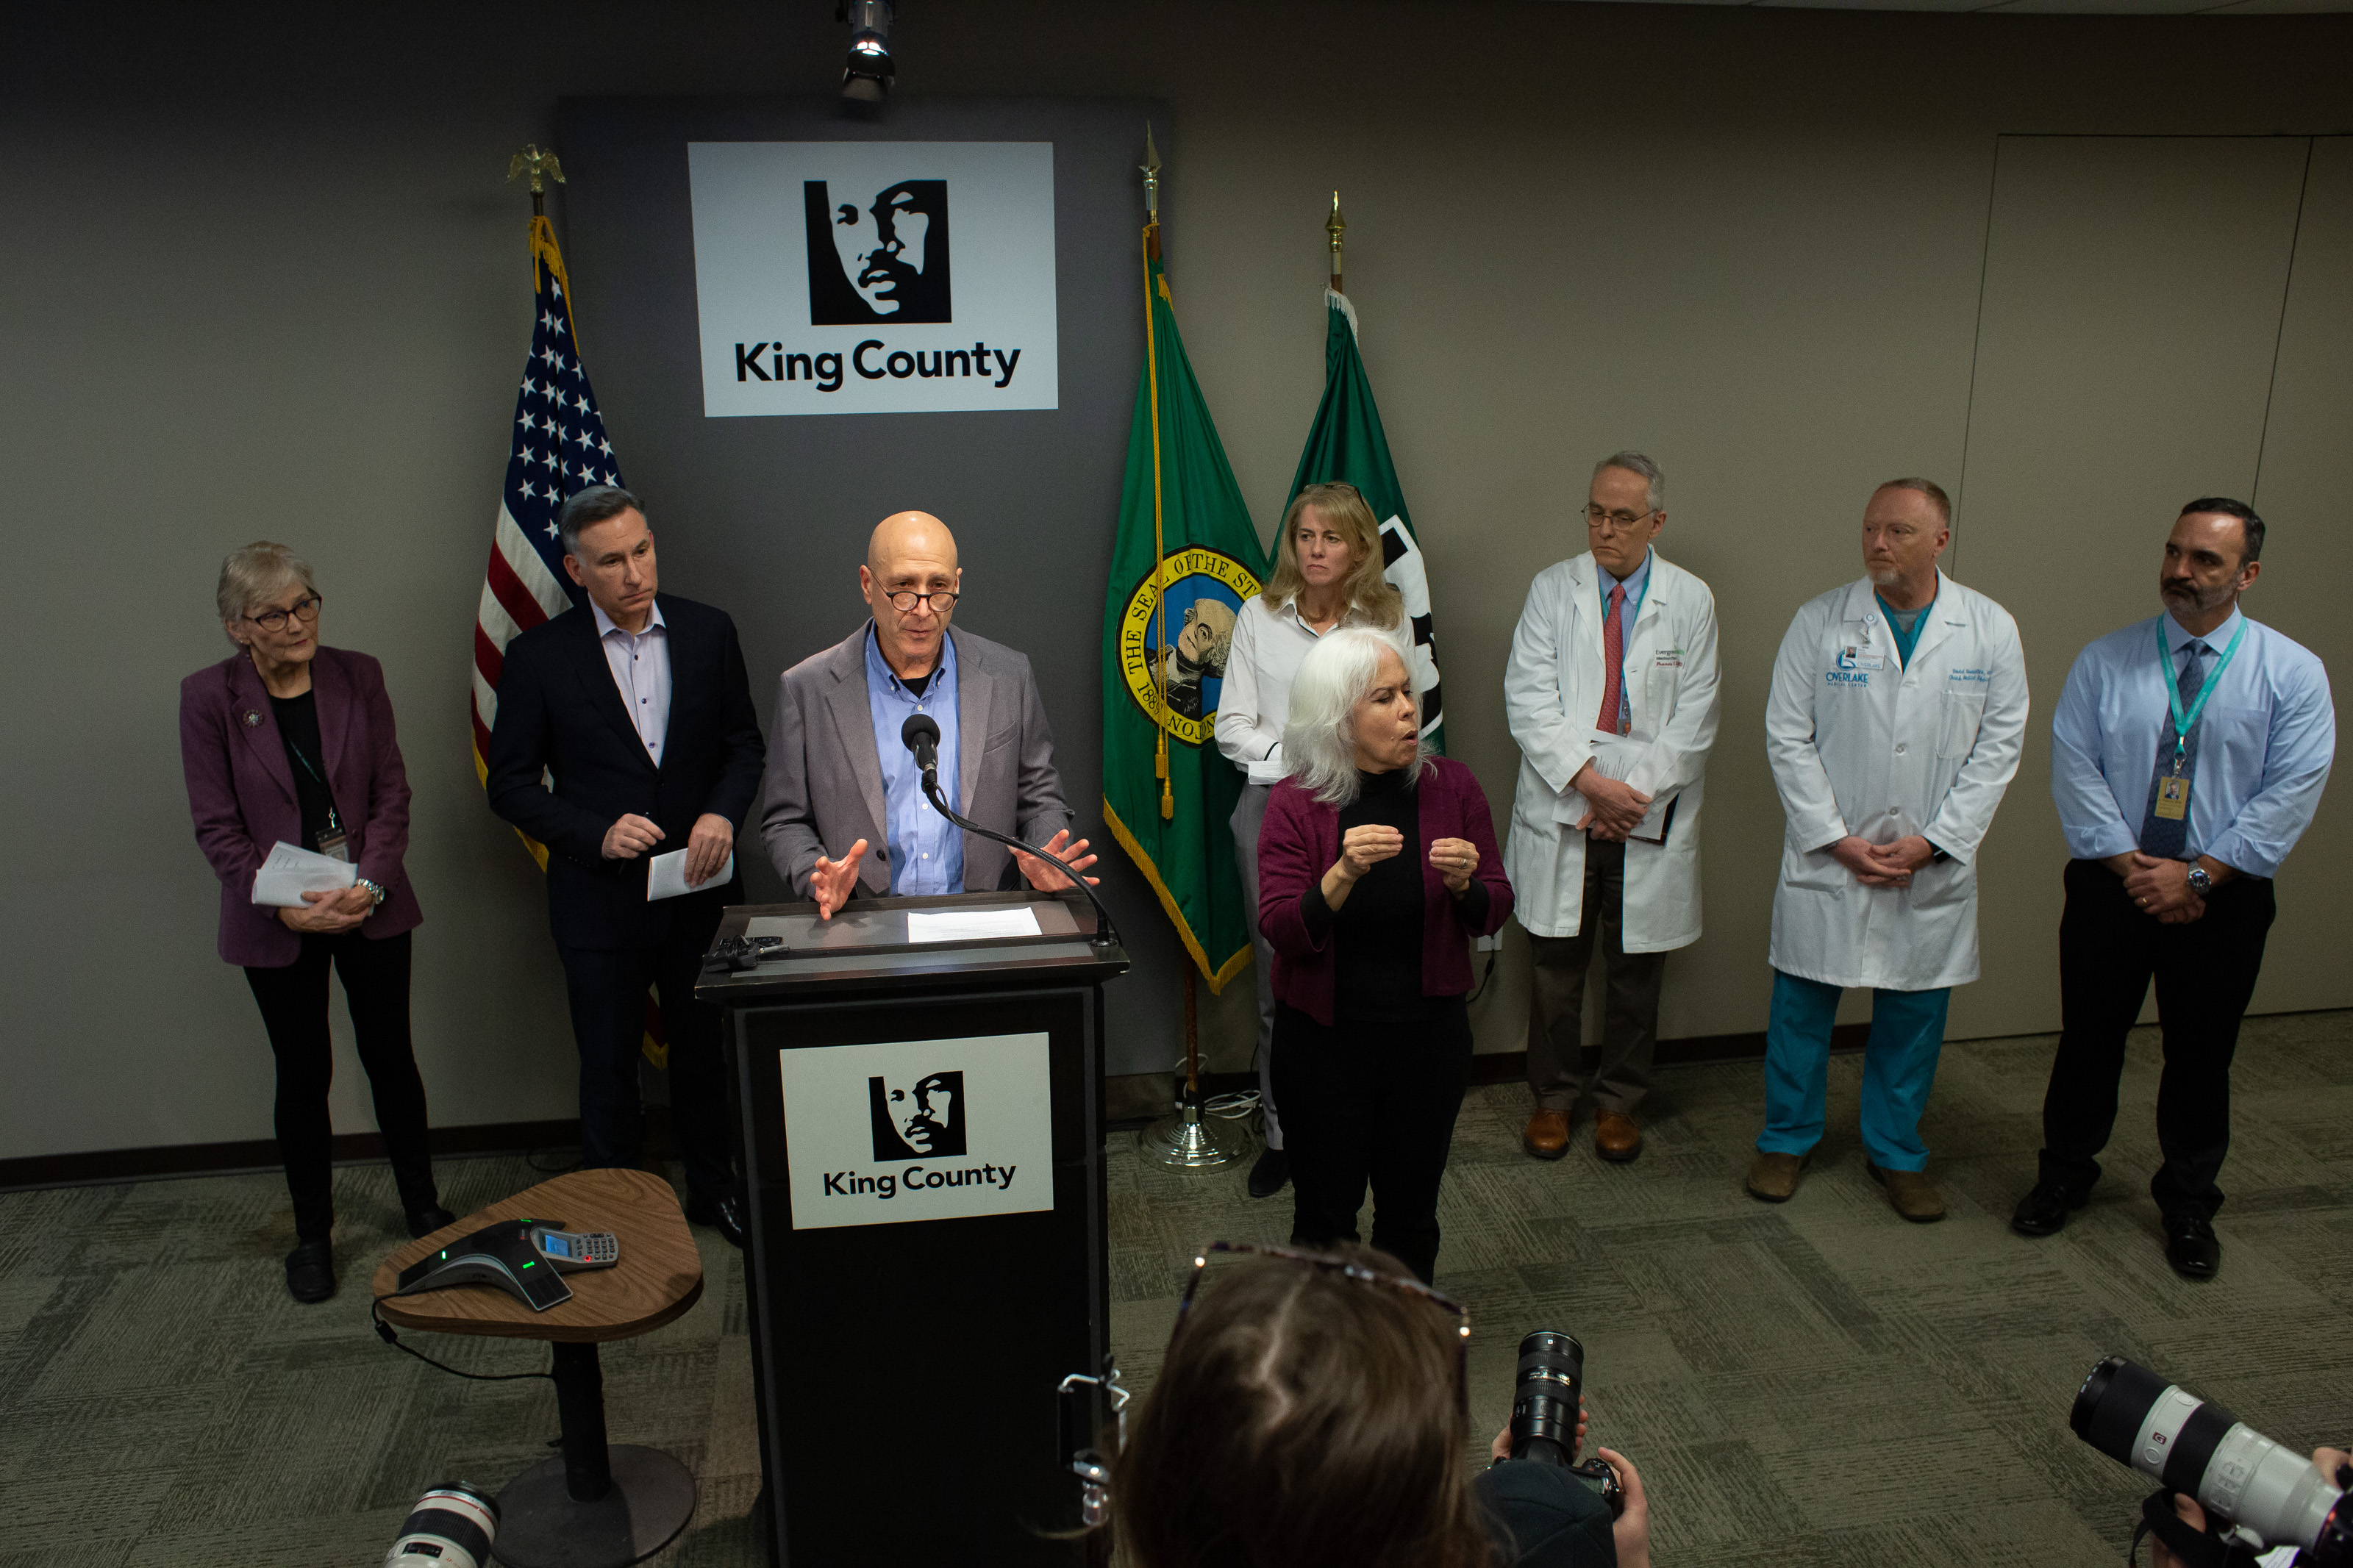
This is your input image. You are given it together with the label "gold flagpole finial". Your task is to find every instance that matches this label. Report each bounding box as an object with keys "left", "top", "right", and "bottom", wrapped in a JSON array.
[
  {"left": 1140, "top": 123, "right": 1162, "bottom": 221},
  {"left": 507, "top": 144, "right": 566, "bottom": 216},
  {"left": 1327, "top": 190, "right": 1346, "bottom": 293}
]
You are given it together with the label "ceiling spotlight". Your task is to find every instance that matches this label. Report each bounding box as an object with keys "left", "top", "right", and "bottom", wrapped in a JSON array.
[{"left": 839, "top": 1, "right": 894, "bottom": 101}]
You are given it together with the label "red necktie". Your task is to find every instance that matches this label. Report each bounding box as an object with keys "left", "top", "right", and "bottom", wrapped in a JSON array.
[{"left": 1596, "top": 583, "right": 1627, "bottom": 734}]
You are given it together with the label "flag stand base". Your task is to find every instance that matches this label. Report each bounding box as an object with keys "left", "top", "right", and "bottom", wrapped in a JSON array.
[{"left": 1139, "top": 1095, "right": 1248, "bottom": 1172}]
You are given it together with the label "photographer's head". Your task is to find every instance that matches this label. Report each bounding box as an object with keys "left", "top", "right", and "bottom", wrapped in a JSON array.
[{"left": 1111, "top": 1243, "right": 1488, "bottom": 1568}]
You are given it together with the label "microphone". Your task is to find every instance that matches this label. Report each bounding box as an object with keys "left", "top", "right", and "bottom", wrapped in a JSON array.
[
  {"left": 901, "top": 712, "right": 941, "bottom": 781},
  {"left": 896, "top": 710, "right": 1121, "bottom": 951}
]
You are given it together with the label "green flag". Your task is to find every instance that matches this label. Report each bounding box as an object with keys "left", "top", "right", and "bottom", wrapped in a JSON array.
[
  {"left": 1286, "top": 288, "right": 1447, "bottom": 753},
  {"left": 1101, "top": 221, "right": 1269, "bottom": 992}
]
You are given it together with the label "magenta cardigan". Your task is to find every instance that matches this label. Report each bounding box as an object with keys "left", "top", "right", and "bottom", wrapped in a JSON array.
[
  {"left": 179, "top": 645, "right": 424, "bottom": 967},
  {"left": 1256, "top": 756, "right": 1513, "bottom": 1026}
]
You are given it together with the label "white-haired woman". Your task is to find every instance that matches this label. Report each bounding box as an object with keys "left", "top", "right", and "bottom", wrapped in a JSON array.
[
  {"left": 1215, "top": 481, "right": 1414, "bottom": 1199},
  {"left": 178, "top": 543, "right": 450, "bottom": 1303},
  {"left": 1254, "top": 629, "right": 1511, "bottom": 1284}
]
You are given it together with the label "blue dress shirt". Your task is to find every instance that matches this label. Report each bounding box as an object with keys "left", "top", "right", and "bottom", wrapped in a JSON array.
[
  {"left": 2051, "top": 606, "right": 2334, "bottom": 876},
  {"left": 865, "top": 624, "right": 963, "bottom": 893}
]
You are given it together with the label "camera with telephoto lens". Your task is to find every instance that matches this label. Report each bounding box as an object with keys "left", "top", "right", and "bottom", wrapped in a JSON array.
[
  {"left": 1507, "top": 1330, "right": 1624, "bottom": 1516},
  {"left": 2073, "top": 1356, "right": 2352, "bottom": 1564},
  {"left": 382, "top": 1482, "right": 499, "bottom": 1567}
]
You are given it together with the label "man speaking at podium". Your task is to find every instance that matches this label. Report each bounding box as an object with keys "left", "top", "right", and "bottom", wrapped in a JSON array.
[{"left": 760, "top": 510, "right": 1096, "bottom": 917}]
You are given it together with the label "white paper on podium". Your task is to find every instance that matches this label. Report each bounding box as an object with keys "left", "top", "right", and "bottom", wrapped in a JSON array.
[
  {"left": 250, "top": 841, "right": 358, "bottom": 906},
  {"left": 646, "top": 847, "right": 735, "bottom": 901},
  {"left": 1553, "top": 729, "right": 1671, "bottom": 842},
  {"left": 904, "top": 906, "right": 1043, "bottom": 944}
]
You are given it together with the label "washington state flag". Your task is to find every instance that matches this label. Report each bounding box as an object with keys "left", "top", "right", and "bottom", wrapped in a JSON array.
[{"left": 1101, "top": 225, "right": 1269, "bottom": 992}]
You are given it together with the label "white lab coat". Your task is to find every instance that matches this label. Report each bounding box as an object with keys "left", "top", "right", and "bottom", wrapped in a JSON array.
[
  {"left": 1504, "top": 551, "right": 1721, "bottom": 950},
  {"left": 1765, "top": 573, "right": 2029, "bottom": 991}
]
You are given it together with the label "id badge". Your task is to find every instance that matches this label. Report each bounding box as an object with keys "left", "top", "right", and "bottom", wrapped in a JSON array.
[
  {"left": 2153, "top": 776, "right": 2189, "bottom": 821},
  {"left": 315, "top": 826, "right": 351, "bottom": 862}
]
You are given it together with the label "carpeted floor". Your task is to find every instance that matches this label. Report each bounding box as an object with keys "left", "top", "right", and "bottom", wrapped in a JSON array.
[{"left": 2, "top": 1014, "right": 2347, "bottom": 1566}]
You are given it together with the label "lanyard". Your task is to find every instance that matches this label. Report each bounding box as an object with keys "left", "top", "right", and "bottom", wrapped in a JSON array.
[
  {"left": 283, "top": 735, "right": 340, "bottom": 831},
  {"left": 2154, "top": 616, "right": 2246, "bottom": 775}
]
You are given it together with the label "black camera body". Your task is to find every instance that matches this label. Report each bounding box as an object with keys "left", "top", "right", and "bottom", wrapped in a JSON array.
[{"left": 1507, "top": 1330, "right": 1623, "bottom": 1516}]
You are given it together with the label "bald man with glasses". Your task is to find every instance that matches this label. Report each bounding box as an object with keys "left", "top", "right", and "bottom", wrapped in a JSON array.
[{"left": 760, "top": 509, "right": 1096, "bottom": 915}]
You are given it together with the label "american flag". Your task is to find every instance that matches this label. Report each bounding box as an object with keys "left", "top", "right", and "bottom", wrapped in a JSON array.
[
  {"left": 472, "top": 215, "right": 668, "bottom": 1072},
  {"left": 469, "top": 215, "right": 623, "bottom": 787}
]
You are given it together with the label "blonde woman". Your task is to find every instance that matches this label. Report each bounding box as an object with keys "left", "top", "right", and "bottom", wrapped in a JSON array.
[{"left": 1215, "top": 482, "right": 1411, "bottom": 1199}]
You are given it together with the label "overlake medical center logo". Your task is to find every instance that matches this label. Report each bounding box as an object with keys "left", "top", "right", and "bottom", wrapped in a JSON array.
[
  {"left": 869, "top": 1070, "right": 968, "bottom": 1161},
  {"left": 805, "top": 178, "right": 952, "bottom": 326},
  {"left": 1116, "top": 548, "right": 1261, "bottom": 748}
]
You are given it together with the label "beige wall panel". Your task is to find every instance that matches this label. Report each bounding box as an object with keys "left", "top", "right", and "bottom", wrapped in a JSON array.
[
  {"left": 1949, "top": 135, "right": 2310, "bottom": 1041},
  {"left": 2240, "top": 138, "right": 2353, "bottom": 1014},
  {"left": 8, "top": 4, "right": 2353, "bottom": 1156}
]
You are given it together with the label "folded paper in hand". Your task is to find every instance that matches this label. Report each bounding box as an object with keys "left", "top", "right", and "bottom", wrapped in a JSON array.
[
  {"left": 1552, "top": 729, "right": 1672, "bottom": 844},
  {"left": 648, "top": 847, "right": 735, "bottom": 902},
  {"left": 251, "top": 840, "right": 359, "bottom": 907}
]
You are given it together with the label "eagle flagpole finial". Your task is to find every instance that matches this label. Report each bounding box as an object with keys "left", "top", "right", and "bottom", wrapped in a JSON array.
[{"left": 506, "top": 144, "right": 566, "bottom": 217}]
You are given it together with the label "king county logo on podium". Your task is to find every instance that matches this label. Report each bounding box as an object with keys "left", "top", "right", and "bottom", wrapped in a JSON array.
[{"left": 1117, "top": 548, "right": 1262, "bottom": 748}]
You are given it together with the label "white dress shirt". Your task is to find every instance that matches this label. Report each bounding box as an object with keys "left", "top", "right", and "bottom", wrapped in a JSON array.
[
  {"left": 593, "top": 598, "right": 671, "bottom": 767},
  {"left": 1215, "top": 595, "right": 1411, "bottom": 786},
  {"left": 2051, "top": 606, "right": 2333, "bottom": 876}
]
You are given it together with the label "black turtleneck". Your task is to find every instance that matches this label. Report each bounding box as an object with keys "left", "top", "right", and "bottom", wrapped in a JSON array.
[{"left": 1302, "top": 768, "right": 1429, "bottom": 1021}]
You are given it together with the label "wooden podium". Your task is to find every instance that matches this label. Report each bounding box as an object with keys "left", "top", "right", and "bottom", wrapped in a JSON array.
[{"left": 696, "top": 889, "right": 1128, "bottom": 1567}]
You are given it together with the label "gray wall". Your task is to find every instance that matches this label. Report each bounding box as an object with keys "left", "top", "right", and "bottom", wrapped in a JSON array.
[{"left": 7, "top": 2, "right": 2350, "bottom": 1161}]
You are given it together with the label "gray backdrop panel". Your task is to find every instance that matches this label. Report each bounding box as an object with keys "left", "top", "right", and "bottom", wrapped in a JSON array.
[{"left": 555, "top": 95, "right": 1176, "bottom": 1077}]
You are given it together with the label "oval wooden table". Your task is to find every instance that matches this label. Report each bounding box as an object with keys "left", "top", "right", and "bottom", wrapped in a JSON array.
[{"left": 372, "top": 1167, "right": 704, "bottom": 1568}]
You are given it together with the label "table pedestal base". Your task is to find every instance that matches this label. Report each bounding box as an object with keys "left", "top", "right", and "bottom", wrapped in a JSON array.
[{"left": 493, "top": 1445, "right": 696, "bottom": 1568}]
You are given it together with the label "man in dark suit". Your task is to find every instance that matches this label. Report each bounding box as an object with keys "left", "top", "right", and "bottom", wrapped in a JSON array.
[{"left": 487, "top": 485, "right": 765, "bottom": 1247}]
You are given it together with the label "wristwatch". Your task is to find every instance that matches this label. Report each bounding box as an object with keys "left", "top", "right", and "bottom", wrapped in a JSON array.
[
  {"left": 2185, "top": 866, "right": 2213, "bottom": 895},
  {"left": 357, "top": 878, "right": 388, "bottom": 907}
]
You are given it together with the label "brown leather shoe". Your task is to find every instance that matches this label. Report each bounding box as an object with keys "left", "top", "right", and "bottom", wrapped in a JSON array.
[
  {"left": 1746, "top": 1151, "right": 1808, "bottom": 1202},
  {"left": 1521, "top": 1108, "right": 1571, "bottom": 1161},
  {"left": 1868, "top": 1161, "right": 1946, "bottom": 1222},
  {"left": 1594, "top": 1111, "right": 1642, "bottom": 1163}
]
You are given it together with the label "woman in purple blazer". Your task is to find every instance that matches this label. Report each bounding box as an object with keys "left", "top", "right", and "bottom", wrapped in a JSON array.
[
  {"left": 1257, "top": 629, "right": 1513, "bottom": 1284},
  {"left": 179, "top": 543, "right": 449, "bottom": 1303}
]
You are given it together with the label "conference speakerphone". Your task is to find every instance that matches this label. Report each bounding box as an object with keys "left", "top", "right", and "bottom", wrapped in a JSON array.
[{"left": 392, "top": 1218, "right": 621, "bottom": 1311}]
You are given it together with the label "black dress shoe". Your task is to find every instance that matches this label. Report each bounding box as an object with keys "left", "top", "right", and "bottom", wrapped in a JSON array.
[
  {"left": 405, "top": 1205, "right": 457, "bottom": 1240},
  {"left": 2010, "top": 1179, "right": 2089, "bottom": 1237},
  {"left": 2165, "top": 1212, "right": 2221, "bottom": 1279},
  {"left": 1247, "top": 1147, "right": 1290, "bottom": 1200},
  {"left": 687, "top": 1192, "right": 749, "bottom": 1250},
  {"left": 285, "top": 1241, "right": 336, "bottom": 1303}
]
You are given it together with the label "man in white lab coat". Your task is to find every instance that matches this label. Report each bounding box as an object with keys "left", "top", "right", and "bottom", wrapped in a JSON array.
[
  {"left": 1505, "top": 451, "right": 1721, "bottom": 1163},
  {"left": 1747, "top": 479, "right": 2028, "bottom": 1220}
]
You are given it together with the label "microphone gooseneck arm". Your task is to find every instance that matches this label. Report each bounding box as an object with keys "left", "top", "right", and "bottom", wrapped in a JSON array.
[{"left": 899, "top": 711, "right": 1119, "bottom": 949}]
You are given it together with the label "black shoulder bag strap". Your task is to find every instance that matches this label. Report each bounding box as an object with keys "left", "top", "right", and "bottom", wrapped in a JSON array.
[{"left": 2130, "top": 1489, "right": 2268, "bottom": 1568}]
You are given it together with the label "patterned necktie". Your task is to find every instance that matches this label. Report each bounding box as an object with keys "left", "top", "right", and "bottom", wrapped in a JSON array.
[
  {"left": 2138, "top": 640, "right": 2205, "bottom": 859},
  {"left": 1596, "top": 582, "right": 1629, "bottom": 735}
]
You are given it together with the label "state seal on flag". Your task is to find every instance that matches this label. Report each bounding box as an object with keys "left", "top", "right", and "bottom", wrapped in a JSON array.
[{"left": 1117, "top": 548, "right": 1260, "bottom": 747}]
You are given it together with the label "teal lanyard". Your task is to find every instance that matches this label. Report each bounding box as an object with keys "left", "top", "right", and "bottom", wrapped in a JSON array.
[
  {"left": 2154, "top": 616, "right": 2247, "bottom": 775},
  {"left": 284, "top": 736, "right": 340, "bottom": 831}
]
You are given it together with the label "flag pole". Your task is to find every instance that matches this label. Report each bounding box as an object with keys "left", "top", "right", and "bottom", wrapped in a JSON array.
[
  {"left": 1327, "top": 190, "right": 1346, "bottom": 294},
  {"left": 1133, "top": 121, "right": 1245, "bottom": 1174}
]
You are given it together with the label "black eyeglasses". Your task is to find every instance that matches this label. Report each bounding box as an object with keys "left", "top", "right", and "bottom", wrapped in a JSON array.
[
  {"left": 1173, "top": 1240, "right": 1471, "bottom": 1403},
  {"left": 883, "top": 589, "right": 959, "bottom": 614},
  {"left": 243, "top": 595, "right": 323, "bottom": 631}
]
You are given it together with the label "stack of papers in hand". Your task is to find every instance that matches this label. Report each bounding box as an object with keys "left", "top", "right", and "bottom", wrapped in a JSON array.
[
  {"left": 646, "top": 847, "right": 735, "bottom": 901},
  {"left": 251, "top": 841, "right": 357, "bottom": 906}
]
